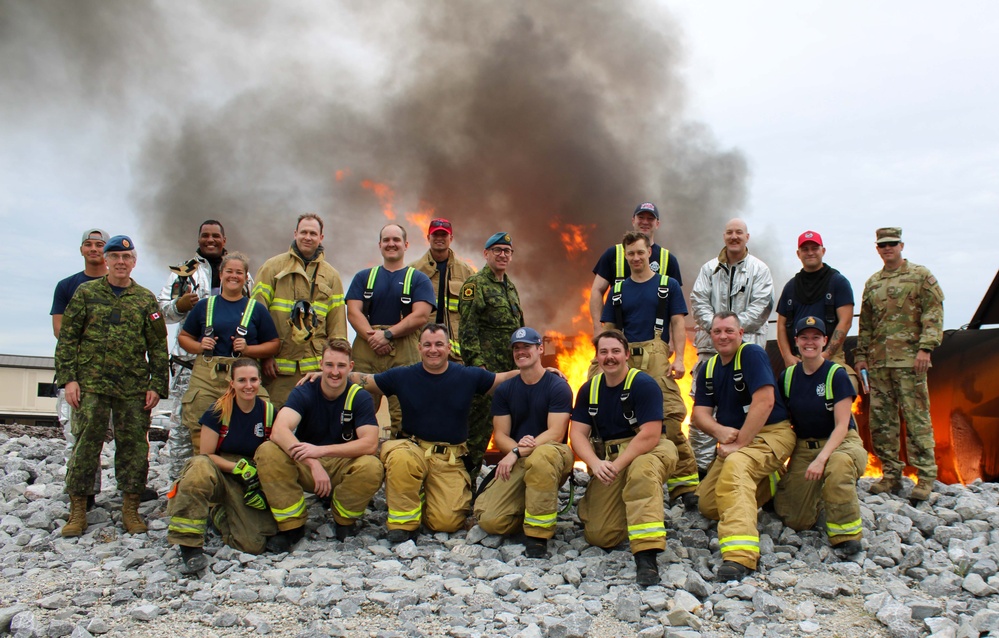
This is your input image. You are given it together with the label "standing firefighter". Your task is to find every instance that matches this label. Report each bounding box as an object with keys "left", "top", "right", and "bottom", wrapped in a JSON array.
[
  {"left": 409, "top": 217, "right": 476, "bottom": 361},
  {"left": 166, "top": 358, "right": 278, "bottom": 573},
  {"left": 459, "top": 232, "right": 524, "bottom": 478},
  {"left": 855, "top": 227, "right": 944, "bottom": 501},
  {"left": 774, "top": 316, "right": 867, "bottom": 556},
  {"left": 55, "top": 235, "right": 169, "bottom": 537},
  {"left": 569, "top": 330, "right": 679, "bottom": 587}
]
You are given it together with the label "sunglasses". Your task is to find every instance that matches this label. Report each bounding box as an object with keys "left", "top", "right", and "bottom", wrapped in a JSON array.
[
  {"left": 877, "top": 241, "right": 900, "bottom": 248},
  {"left": 429, "top": 220, "right": 452, "bottom": 230}
]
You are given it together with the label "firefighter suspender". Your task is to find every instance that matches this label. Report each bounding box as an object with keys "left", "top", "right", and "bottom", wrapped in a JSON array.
[
  {"left": 205, "top": 296, "right": 257, "bottom": 349},
  {"left": 588, "top": 368, "right": 642, "bottom": 434},
  {"left": 782, "top": 363, "right": 842, "bottom": 412},
  {"left": 339, "top": 384, "right": 362, "bottom": 441},
  {"left": 215, "top": 401, "right": 275, "bottom": 453},
  {"left": 614, "top": 245, "right": 669, "bottom": 285},
  {"left": 704, "top": 343, "right": 751, "bottom": 409},
  {"left": 611, "top": 275, "right": 671, "bottom": 336},
  {"left": 362, "top": 266, "right": 416, "bottom": 320}
]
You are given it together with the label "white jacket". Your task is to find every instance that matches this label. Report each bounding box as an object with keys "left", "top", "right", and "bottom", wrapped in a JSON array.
[{"left": 690, "top": 249, "right": 774, "bottom": 355}]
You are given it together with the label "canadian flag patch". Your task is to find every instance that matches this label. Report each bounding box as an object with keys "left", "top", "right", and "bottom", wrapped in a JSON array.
[{"left": 150, "top": 311, "right": 161, "bottom": 321}]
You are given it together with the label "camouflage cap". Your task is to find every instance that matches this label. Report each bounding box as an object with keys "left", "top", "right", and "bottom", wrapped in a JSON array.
[{"left": 875, "top": 227, "right": 902, "bottom": 244}]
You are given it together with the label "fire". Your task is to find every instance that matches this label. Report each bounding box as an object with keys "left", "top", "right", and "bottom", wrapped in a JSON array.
[
  {"left": 406, "top": 202, "right": 436, "bottom": 239},
  {"left": 334, "top": 169, "right": 349, "bottom": 181},
  {"left": 549, "top": 218, "right": 594, "bottom": 259},
  {"left": 360, "top": 179, "right": 396, "bottom": 219}
]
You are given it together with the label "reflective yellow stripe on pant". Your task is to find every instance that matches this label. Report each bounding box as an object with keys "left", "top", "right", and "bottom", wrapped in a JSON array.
[{"left": 381, "top": 438, "right": 471, "bottom": 534}]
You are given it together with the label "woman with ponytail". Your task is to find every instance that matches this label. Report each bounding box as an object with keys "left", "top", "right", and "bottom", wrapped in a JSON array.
[{"left": 166, "top": 358, "right": 278, "bottom": 573}]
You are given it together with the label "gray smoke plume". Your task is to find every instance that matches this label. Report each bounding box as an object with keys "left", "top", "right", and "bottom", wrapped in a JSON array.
[{"left": 3, "top": 0, "right": 756, "bottom": 335}]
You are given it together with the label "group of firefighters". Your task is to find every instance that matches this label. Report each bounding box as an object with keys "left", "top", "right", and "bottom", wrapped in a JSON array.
[{"left": 50, "top": 201, "right": 944, "bottom": 586}]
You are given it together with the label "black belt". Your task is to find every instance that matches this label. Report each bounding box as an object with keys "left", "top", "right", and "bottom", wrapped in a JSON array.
[
  {"left": 804, "top": 440, "right": 823, "bottom": 450},
  {"left": 170, "top": 355, "right": 194, "bottom": 371},
  {"left": 607, "top": 443, "right": 624, "bottom": 456}
]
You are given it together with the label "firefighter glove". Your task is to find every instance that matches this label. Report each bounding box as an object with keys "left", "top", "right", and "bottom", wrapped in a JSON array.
[
  {"left": 232, "top": 458, "right": 267, "bottom": 510},
  {"left": 289, "top": 300, "right": 319, "bottom": 345}
]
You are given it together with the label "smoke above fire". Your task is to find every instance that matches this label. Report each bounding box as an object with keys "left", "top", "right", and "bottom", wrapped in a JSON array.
[{"left": 3, "top": 0, "right": 759, "bottom": 334}]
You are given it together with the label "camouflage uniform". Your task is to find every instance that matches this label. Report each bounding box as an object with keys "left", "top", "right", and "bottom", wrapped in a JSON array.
[
  {"left": 55, "top": 276, "right": 170, "bottom": 496},
  {"left": 855, "top": 259, "right": 944, "bottom": 483},
  {"left": 459, "top": 267, "right": 524, "bottom": 476}
]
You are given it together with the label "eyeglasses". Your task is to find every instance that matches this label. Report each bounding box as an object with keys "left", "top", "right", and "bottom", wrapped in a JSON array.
[
  {"left": 877, "top": 241, "right": 900, "bottom": 248},
  {"left": 490, "top": 247, "right": 514, "bottom": 256},
  {"left": 429, "top": 220, "right": 452, "bottom": 230},
  {"left": 106, "top": 252, "right": 136, "bottom": 262}
]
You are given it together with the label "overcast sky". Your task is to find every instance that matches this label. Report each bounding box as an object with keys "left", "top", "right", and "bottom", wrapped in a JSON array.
[{"left": 3, "top": 1, "right": 997, "bottom": 357}]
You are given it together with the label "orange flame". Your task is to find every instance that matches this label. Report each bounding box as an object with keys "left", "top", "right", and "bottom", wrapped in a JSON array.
[
  {"left": 334, "top": 169, "right": 349, "bottom": 181},
  {"left": 406, "top": 202, "right": 436, "bottom": 239},
  {"left": 361, "top": 179, "right": 396, "bottom": 219},
  {"left": 549, "top": 218, "right": 594, "bottom": 259}
]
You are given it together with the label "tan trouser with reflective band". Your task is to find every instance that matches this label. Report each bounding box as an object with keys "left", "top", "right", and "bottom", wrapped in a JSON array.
[
  {"left": 381, "top": 438, "right": 471, "bottom": 533},
  {"left": 166, "top": 455, "right": 277, "bottom": 554},
  {"left": 181, "top": 355, "right": 270, "bottom": 453},
  {"left": 577, "top": 435, "right": 678, "bottom": 554},
  {"left": 254, "top": 441, "right": 383, "bottom": 531},
  {"left": 352, "top": 327, "right": 419, "bottom": 438},
  {"left": 697, "top": 421, "right": 795, "bottom": 569},
  {"left": 474, "top": 443, "right": 573, "bottom": 539},
  {"left": 774, "top": 429, "right": 867, "bottom": 544}
]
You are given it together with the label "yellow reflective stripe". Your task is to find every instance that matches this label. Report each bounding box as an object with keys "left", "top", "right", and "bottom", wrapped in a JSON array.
[
  {"left": 667, "top": 473, "right": 700, "bottom": 487},
  {"left": 769, "top": 470, "right": 781, "bottom": 496},
  {"left": 366, "top": 266, "right": 380, "bottom": 289},
  {"left": 624, "top": 367, "right": 640, "bottom": 390},
  {"left": 240, "top": 299, "right": 257, "bottom": 328},
  {"left": 589, "top": 373, "right": 602, "bottom": 405},
  {"left": 333, "top": 498, "right": 364, "bottom": 520},
  {"left": 312, "top": 301, "right": 330, "bottom": 315},
  {"left": 614, "top": 244, "right": 625, "bottom": 280},
  {"left": 658, "top": 247, "right": 668, "bottom": 271},
  {"left": 270, "top": 298, "right": 295, "bottom": 313},
  {"left": 826, "top": 518, "right": 862, "bottom": 536},
  {"left": 387, "top": 505, "right": 422, "bottom": 524},
  {"left": 275, "top": 359, "right": 298, "bottom": 374},
  {"left": 447, "top": 299, "right": 459, "bottom": 312},
  {"left": 628, "top": 521, "right": 666, "bottom": 539},
  {"left": 524, "top": 510, "right": 557, "bottom": 528},
  {"left": 402, "top": 267, "right": 415, "bottom": 294},
  {"left": 706, "top": 354, "right": 718, "bottom": 381},
  {"left": 270, "top": 497, "right": 307, "bottom": 522},
  {"left": 449, "top": 339, "right": 461, "bottom": 356},
  {"left": 252, "top": 282, "right": 274, "bottom": 304},
  {"left": 329, "top": 294, "right": 345, "bottom": 308},
  {"left": 168, "top": 517, "right": 207, "bottom": 535},
  {"left": 719, "top": 535, "right": 760, "bottom": 553},
  {"left": 299, "top": 357, "right": 321, "bottom": 372},
  {"left": 206, "top": 296, "right": 217, "bottom": 326}
]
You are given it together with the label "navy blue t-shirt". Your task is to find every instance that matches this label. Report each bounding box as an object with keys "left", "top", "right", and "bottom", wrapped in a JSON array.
[
  {"left": 491, "top": 372, "right": 573, "bottom": 441},
  {"left": 346, "top": 267, "right": 436, "bottom": 325},
  {"left": 779, "top": 360, "right": 856, "bottom": 439},
  {"left": 51, "top": 271, "right": 102, "bottom": 315},
  {"left": 592, "top": 243, "right": 683, "bottom": 286},
  {"left": 571, "top": 370, "right": 663, "bottom": 441},
  {"left": 693, "top": 343, "right": 789, "bottom": 429},
  {"left": 182, "top": 296, "right": 279, "bottom": 358},
  {"left": 283, "top": 378, "right": 378, "bottom": 445},
  {"left": 776, "top": 272, "right": 854, "bottom": 338},
  {"left": 200, "top": 397, "right": 270, "bottom": 456},
  {"left": 375, "top": 363, "right": 495, "bottom": 443},
  {"left": 600, "top": 275, "right": 687, "bottom": 343}
]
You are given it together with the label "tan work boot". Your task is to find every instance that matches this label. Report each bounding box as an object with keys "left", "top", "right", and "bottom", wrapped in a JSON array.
[
  {"left": 60, "top": 495, "right": 89, "bottom": 537},
  {"left": 910, "top": 480, "right": 933, "bottom": 501},
  {"left": 868, "top": 477, "right": 899, "bottom": 495},
  {"left": 122, "top": 493, "right": 148, "bottom": 534}
]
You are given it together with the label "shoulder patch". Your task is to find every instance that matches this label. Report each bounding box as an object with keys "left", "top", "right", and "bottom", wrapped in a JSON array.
[
  {"left": 462, "top": 284, "right": 475, "bottom": 298},
  {"left": 927, "top": 275, "right": 937, "bottom": 285}
]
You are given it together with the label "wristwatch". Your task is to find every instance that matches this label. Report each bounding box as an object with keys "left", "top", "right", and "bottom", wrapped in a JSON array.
[
  {"left": 512, "top": 447, "right": 521, "bottom": 458},
  {"left": 384, "top": 329, "right": 395, "bottom": 341}
]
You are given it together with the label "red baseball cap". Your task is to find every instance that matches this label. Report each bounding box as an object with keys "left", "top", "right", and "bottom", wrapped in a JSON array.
[
  {"left": 797, "top": 230, "right": 823, "bottom": 247},
  {"left": 428, "top": 218, "right": 453, "bottom": 235}
]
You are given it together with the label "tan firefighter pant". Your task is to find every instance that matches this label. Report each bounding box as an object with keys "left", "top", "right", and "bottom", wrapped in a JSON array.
[
  {"left": 352, "top": 327, "right": 420, "bottom": 438},
  {"left": 254, "top": 441, "right": 384, "bottom": 531},
  {"left": 474, "top": 443, "right": 574, "bottom": 539},
  {"left": 774, "top": 429, "right": 867, "bottom": 545},
  {"left": 166, "top": 455, "right": 277, "bottom": 554},
  {"left": 697, "top": 421, "right": 796, "bottom": 570},
  {"left": 262, "top": 370, "right": 303, "bottom": 412},
  {"left": 181, "top": 355, "right": 270, "bottom": 454},
  {"left": 577, "top": 434, "right": 678, "bottom": 554},
  {"left": 381, "top": 438, "right": 471, "bottom": 533}
]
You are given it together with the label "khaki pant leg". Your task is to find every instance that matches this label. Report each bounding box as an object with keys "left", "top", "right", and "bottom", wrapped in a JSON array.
[
  {"left": 522, "top": 443, "right": 573, "bottom": 539},
  {"left": 774, "top": 441, "right": 823, "bottom": 531},
  {"left": 352, "top": 333, "right": 398, "bottom": 435},
  {"left": 696, "top": 457, "right": 722, "bottom": 521},
  {"left": 475, "top": 462, "right": 528, "bottom": 537},
  {"left": 623, "top": 436, "right": 677, "bottom": 553},
  {"left": 212, "top": 471, "right": 277, "bottom": 554},
  {"left": 254, "top": 441, "right": 311, "bottom": 532},
  {"left": 868, "top": 366, "right": 903, "bottom": 480},
  {"left": 714, "top": 424, "right": 794, "bottom": 570},
  {"left": 822, "top": 430, "right": 867, "bottom": 543},
  {"left": 381, "top": 440, "right": 430, "bottom": 531},
  {"left": 424, "top": 453, "right": 472, "bottom": 533},
  {"left": 325, "top": 455, "right": 385, "bottom": 526},
  {"left": 167, "top": 456, "right": 224, "bottom": 547},
  {"left": 260, "top": 373, "right": 297, "bottom": 412},
  {"left": 578, "top": 467, "right": 627, "bottom": 549},
  {"left": 181, "top": 360, "right": 230, "bottom": 455}
]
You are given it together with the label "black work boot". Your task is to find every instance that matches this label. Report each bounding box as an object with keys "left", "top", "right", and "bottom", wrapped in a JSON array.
[
  {"left": 634, "top": 549, "right": 661, "bottom": 586},
  {"left": 524, "top": 537, "right": 548, "bottom": 559},
  {"left": 180, "top": 546, "right": 208, "bottom": 574},
  {"left": 717, "top": 560, "right": 750, "bottom": 582},
  {"left": 266, "top": 526, "right": 305, "bottom": 553},
  {"left": 335, "top": 521, "right": 358, "bottom": 542}
]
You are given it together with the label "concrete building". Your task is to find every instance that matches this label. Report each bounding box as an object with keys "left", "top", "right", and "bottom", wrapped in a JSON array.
[{"left": 0, "top": 354, "right": 58, "bottom": 427}]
